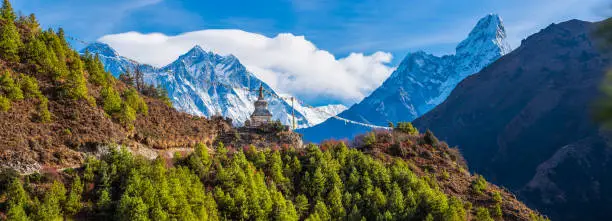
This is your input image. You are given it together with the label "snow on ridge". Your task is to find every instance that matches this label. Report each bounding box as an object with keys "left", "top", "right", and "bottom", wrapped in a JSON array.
[{"left": 80, "top": 43, "right": 342, "bottom": 128}]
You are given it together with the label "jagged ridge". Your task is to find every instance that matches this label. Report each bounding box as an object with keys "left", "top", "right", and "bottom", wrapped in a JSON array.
[
  {"left": 299, "top": 14, "right": 511, "bottom": 142},
  {"left": 81, "top": 44, "right": 346, "bottom": 128}
]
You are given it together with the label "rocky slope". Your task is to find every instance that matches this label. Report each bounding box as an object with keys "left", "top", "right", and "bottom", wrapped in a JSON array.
[
  {"left": 81, "top": 43, "right": 346, "bottom": 128},
  {"left": 299, "top": 14, "right": 511, "bottom": 142},
  {"left": 413, "top": 19, "right": 612, "bottom": 220}
]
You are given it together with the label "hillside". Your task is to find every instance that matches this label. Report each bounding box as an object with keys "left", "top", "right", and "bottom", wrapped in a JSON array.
[
  {"left": 0, "top": 1, "right": 545, "bottom": 220},
  {"left": 0, "top": 3, "right": 299, "bottom": 174},
  {"left": 0, "top": 128, "right": 547, "bottom": 221},
  {"left": 299, "top": 14, "right": 511, "bottom": 143},
  {"left": 413, "top": 19, "right": 612, "bottom": 220}
]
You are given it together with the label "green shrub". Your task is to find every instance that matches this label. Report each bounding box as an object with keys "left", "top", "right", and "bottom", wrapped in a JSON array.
[
  {"left": 492, "top": 191, "right": 502, "bottom": 204},
  {"left": 475, "top": 207, "right": 493, "bottom": 221},
  {"left": 492, "top": 203, "right": 502, "bottom": 218},
  {"left": 471, "top": 174, "right": 487, "bottom": 195},
  {"left": 37, "top": 96, "right": 51, "bottom": 122},
  {"left": 424, "top": 129, "right": 439, "bottom": 146},
  {"left": 395, "top": 122, "right": 419, "bottom": 135},
  {"left": 363, "top": 132, "right": 376, "bottom": 146},
  {"left": 0, "top": 95, "right": 10, "bottom": 111}
]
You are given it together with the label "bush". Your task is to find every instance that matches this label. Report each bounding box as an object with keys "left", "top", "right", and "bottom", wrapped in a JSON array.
[
  {"left": 363, "top": 132, "right": 376, "bottom": 147},
  {"left": 492, "top": 203, "right": 502, "bottom": 218},
  {"left": 0, "top": 95, "right": 10, "bottom": 111},
  {"left": 395, "top": 122, "right": 419, "bottom": 135},
  {"left": 475, "top": 207, "right": 494, "bottom": 221},
  {"left": 424, "top": 129, "right": 439, "bottom": 146},
  {"left": 492, "top": 191, "right": 502, "bottom": 204},
  {"left": 471, "top": 174, "right": 487, "bottom": 195},
  {"left": 37, "top": 96, "right": 51, "bottom": 122}
]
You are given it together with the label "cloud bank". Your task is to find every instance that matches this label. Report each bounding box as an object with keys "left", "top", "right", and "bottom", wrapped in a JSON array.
[{"left": 99, "top": 30, "right": 394, "bottom": 105}]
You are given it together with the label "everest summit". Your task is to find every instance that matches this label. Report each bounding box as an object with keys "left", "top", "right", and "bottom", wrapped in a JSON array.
[{"left": 81, "top": 43, "right": 346, "bottom": 128}]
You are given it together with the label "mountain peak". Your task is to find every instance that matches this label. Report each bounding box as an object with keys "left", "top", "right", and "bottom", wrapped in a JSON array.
[
  {"left": 185, "top": 45, "right": 207, "bottom": 56},
  {"left": 81, "top": 42, "right": 119, "bottom": 57},
  {"left": 456, "top": 13, "right": 512, "bottom": 56}
]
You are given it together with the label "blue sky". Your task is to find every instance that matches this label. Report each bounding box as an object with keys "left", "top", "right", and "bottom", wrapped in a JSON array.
[
  {"left": 15, "top": 0, "right": 610, "bottom": 61},
  {"left": 13, "top": 0, "right": 612, "bottom": 106}
]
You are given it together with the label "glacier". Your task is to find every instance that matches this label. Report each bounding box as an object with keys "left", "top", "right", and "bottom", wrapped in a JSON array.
[
  {"left": 81, "top": 43, "right": 346, "bottom": 128},
  {"left": 298, "top": 14, "right": 512, "bottom": 142}
]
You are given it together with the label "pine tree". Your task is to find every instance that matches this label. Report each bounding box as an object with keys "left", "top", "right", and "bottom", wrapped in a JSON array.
[
  {"left": 327, "top": 186, "right": 345, "bottom": 219},
  {"left": 97, "top": 188, "right": 111, "bottom": 211},
  {"left": 33, "top": 180, "right": 66, "bottom": 221},
  {"left": 64, "top": 51, "right": 90, "bottom": 101},
  {"left": 18, "top": 73, "right": 42, "bottom": 99},
  {"left": 6, "top": 204, "right": 28, "bottom": 221},
  {"left": 294, "top": 194, "right": 309, "bottom": 219},
  {"left": 0, "top": 71, "right": 23, "bottom": 100},
  {"left": 123, "top": 88, "right": 148, "bottom": 115},
  {"left": 0, "top": 0, "right": 22, "bottom": 62},
  {"left": 6, "top": 178, "right": 27, "bottom": 207},
  {"left": 64, "top": 176, "right": 83, "bottom": 216},
  {"left": 118, "top": 103, "right": 136, "bottom": 130},
  {"left": 101, "top": 85, "right": 122, "bottom": 114}
]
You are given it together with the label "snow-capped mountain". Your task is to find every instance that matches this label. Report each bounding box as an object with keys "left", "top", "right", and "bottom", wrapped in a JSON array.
[
  {"left": 81, "top": 42, "right": 156, "bottom": 77},
  {"left": 81, "top": 44, "right": 345, "bottom": 128},
  {"left": 299, "top": 14, "right": 512, "bottom": 142}
]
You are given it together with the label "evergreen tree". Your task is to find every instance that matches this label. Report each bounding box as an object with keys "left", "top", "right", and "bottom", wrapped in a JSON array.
[
  {"left": 0, "top": 71, "right": 23, "bottom": 100},
  {"left": 96, "top": 188, "right": 111, "bottom": 211},
  {"left": 118, "top": 103, "right": 136, "bottom": 130},
  {"left": 123, "top": 88, "right": 148, "bottom": 115},
  {"left": 64, "top": 176, "right": 83, "bottom": 216},
  {"left": 32, "top": 180, "right": 66, "bottom": 221},
  {"left": 101, "top": 85, "right": 122, "bottom": 114},
  {"left": 308, "top": 201, "right": 331, "bottom": 221},
  {"left": 0, "top": 0, "right": 22, "bottom": 62},
  {"left": 18, "top": 73, "right": 41, "bottom": 98},
  {"left": 294, "top": 194, "right": 309, "bottom": 219},
  {"left": 6, "top": 178, "right": 27, "bottom": 206},
  {"left": 64, "top": 51, "right": 90, "bottom": 101}
]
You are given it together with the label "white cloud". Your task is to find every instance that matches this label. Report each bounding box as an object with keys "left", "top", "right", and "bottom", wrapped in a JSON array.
[{"left": 99, "top": 30, "right": 394, "bottom": 105}]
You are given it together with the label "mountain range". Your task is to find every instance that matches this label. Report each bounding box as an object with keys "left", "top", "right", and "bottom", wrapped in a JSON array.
[
  {"left": 81, "top": 43, "right": 346, "bottom": 128},
  {"left": 413, "top": 19, "right": 612, "bottom": 220},
  {"left": 298, "top": 14, "right": 512, "bottom": 142}
]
